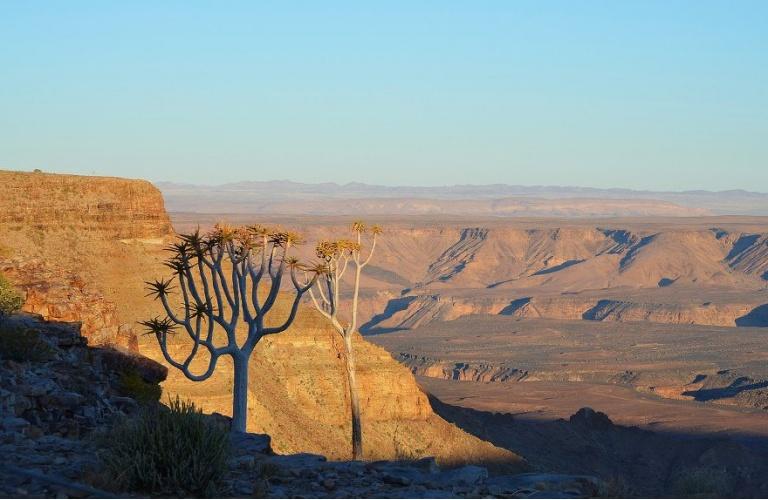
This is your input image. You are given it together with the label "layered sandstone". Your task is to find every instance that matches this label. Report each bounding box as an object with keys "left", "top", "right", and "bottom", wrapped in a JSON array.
[
  {"left": 0, "top": 169, "right": 522, "bottom": 467},
  {"left": 0, "top": 170, "right": 172, "bottom": 240},
  {"left": 172, "top": 214, "right": 768, "bottom": 330},
  {"left": 0, "top": 170, "right": 173, "bottom": 346}
]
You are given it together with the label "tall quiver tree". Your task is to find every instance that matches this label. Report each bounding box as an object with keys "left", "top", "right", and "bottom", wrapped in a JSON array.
[
  {"left": 308, "top": 221, "right": 380, "bottom": 459},
  {"left": 142, "top": 224, "right": 319, "bottom": 433}
]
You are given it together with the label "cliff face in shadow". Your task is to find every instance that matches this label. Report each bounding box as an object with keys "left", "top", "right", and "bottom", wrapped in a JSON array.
[{"left": 428, "top": 396, "right": 768, "bottom": 498}]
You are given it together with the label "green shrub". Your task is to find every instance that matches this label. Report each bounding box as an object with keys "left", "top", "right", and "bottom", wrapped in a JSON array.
[
  {"left": 0, "top": 324, "right": 54, "bottom": 362},
  {"left": 101, "top": 396, "right": 230, "bottom": 497},
  {"left": 0, "top": 274, "right": 23, "bottom": 318},
  {"left": 119, "top": 370, "right": 162, "bottom": 405}
]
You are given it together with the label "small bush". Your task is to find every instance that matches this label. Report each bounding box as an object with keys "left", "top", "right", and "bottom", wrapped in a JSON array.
[
  {"left": 671, "top": 467, "right": 731, "bottom": 498},
  {"left": 0, "top": 274, "right": 23, "bottom": 318},
  {"left": 119, "top": 370, "right": 162, "bottom": 405},
  {"left": 0, "top": 324, "right": 54, "bottom": 362},
  {"left": 101, "top": 396, "right": 230, "bottom": 497}
]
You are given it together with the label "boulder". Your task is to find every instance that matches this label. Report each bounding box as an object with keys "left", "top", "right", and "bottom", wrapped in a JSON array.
[
  {"left": 2, "top": 417, "right": 30, "bottom": 432},
  {"left": 264, "top": 453, "right": 327, "bottom": 470},
  {"left": 229, "top": 431, "right": 272, "bottom": 456}
]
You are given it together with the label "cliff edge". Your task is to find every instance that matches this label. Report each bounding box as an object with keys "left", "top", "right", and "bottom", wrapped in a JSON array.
[{"left": 0, "top": 169, "right": 523, "bottom": 468}]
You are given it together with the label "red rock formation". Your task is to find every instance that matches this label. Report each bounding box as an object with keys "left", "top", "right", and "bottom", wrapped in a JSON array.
[
  {"left": 0, "top": 170, "right": 172, "bottom": 239},
  {"left": 0, "top": 170, "right": 173, "bottom": 347}
]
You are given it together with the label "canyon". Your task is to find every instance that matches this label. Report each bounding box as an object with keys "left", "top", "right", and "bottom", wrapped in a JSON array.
[
  {"left": 0, "top": 169, "right": 520, "bottom": 467},
  {"left": 172, "top": 213, "right": 768, "bottom": 332},
  {"left": 4, "top": 168, "right": 768, "bottom": 495},
  {"left": 169, "top": 212, "right": 768, "bottom": 442}
]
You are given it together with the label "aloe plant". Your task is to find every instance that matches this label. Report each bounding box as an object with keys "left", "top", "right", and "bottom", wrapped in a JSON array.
[
  {"left": 142, "top": 224, "right": 319, "bottom": 432},
  {"left": 308, "top": 221, "right": 380, "bottom": 459}
]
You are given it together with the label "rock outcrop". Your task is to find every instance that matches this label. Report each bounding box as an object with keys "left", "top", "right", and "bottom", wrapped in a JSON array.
[
  {"left": 0, "top": 170, "right": 172, "bottom": 240},
  {"left": 224, "top": 446, "right": 598, "bottom": 498},
  {"left": 145, "top": 310, "right": 523, "bottom": 467},
  {"left": 0, "top": 170, "right": 173, "bottom": 347},
  {"left": 0, "top": 169, "right": 523, "bottom": 467},
  {"left": 0, "top": 315, "right": 594, "bottom": 500},
  {"left": 0, "top": 314, "right": 168, "bottom": 498}
]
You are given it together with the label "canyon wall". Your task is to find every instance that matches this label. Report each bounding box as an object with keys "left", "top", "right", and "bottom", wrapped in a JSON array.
[
  {"left": 363, "top": 293, "right": 767, "bottom": 330},
  {"left": 173, "top": 215, "right": 768, "bottom": 330},
  {"left": 146, "top": 312, "right": 520, "bottom": 466},
  {"left": 0, "top": 170, "right": 172, "bottom": 240},
  {"left": 0, "top": 169, "right": 522, "bottom": 467},
  {"left": 0, "top": 170, "right": 173, "bottom": 345}
]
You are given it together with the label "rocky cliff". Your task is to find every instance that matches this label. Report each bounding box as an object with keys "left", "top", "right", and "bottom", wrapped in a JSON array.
[
  {"left": 3, "top": 315, "right": 595, "bottom": 499},
  {"left": 0, "top": 170, "right": 172, "bottom": 240},
  {"left": 364, "top": 292, "right": 768, "bottom": 330},
  {"left": 0, "top": 169, "right": 522, "bottom": 467},
  {"left": 0, "top": 170, "right": 173, "bottom": 346},
  {"left": 173, "top": 215, "right": 768, "bottom": 330},
  {"left": 144, "top": 305, "right": 520, "bottom": 466}
]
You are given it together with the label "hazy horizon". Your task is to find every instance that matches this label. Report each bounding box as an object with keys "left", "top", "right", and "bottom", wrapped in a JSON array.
[{"left": 156, "top": 177, "right": 768, "bottom": 195}]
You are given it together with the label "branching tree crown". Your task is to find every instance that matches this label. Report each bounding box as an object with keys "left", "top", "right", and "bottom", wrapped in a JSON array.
[
  {"left": 307, "top": 221, "right": 381, "bottom": 459},
  {"left": 141, "top": 223, "right": 319, "bottom": 432}
]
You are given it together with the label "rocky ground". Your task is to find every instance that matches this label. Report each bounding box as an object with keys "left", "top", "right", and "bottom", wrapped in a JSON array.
[
  {"left": 225, "top": 433, "right": 600, "bottom": 499},
  {"left": 0, "top": 314, "right": 167, "bottom": 497},
  {"left": 0, "top": 314, "right": 598, "bottom": 499}
]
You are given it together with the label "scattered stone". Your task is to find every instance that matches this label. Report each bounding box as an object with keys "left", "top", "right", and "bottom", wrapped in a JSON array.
[
  {"left": 2, "top": 417, "right": 30, "bottom": 432},
  {"left": 230, "top": 431, "right": 271, "bottom": 456},
  {"left": 439, "top": 465, "right": 488, "bottom": 486},
  {"left": 51, "top": 391, "right": 85, "bottom": 410},
  {"left": 322, "top": 478, "right": 336, "bottom": 490}
]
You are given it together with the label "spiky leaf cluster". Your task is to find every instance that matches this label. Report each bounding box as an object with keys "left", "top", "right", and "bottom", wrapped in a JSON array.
[
  {"left": 141, "top": 222, "right": 323, "bottom": 385},
  {"left": 352, "top": 221, "right": 382, "bottom": 235},
  {"left": 315, "top": 239, "right": 361, "bottom": 260},
  {"left": 139, "top": 317, "right": 177, "bottom": 338}
]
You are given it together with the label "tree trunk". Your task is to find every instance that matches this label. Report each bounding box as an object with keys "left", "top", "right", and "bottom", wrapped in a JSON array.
[
  {"left": 344, "top": 333, "right": 363, "bottom": 460},
  {"left": 231, "top": 353, "right": 249, "bottom": 433}
]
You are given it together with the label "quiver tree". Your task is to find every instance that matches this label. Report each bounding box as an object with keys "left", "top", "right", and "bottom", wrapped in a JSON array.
[
  {"left": 307, "top": 221, "right": 380, "bottom": 459},
  {"left": 141, "top": 224, "right": 319, "bottom": 433}
]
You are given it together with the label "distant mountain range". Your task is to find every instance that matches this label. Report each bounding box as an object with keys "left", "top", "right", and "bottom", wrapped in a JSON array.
[{"left": 156, "top": 180, "right": 768, "bottom": 216}]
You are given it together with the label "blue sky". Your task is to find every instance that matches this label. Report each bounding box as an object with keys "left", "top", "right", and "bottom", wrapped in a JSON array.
[{"left": 1, "top": 1, "right": 766, "bottom": 190}]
